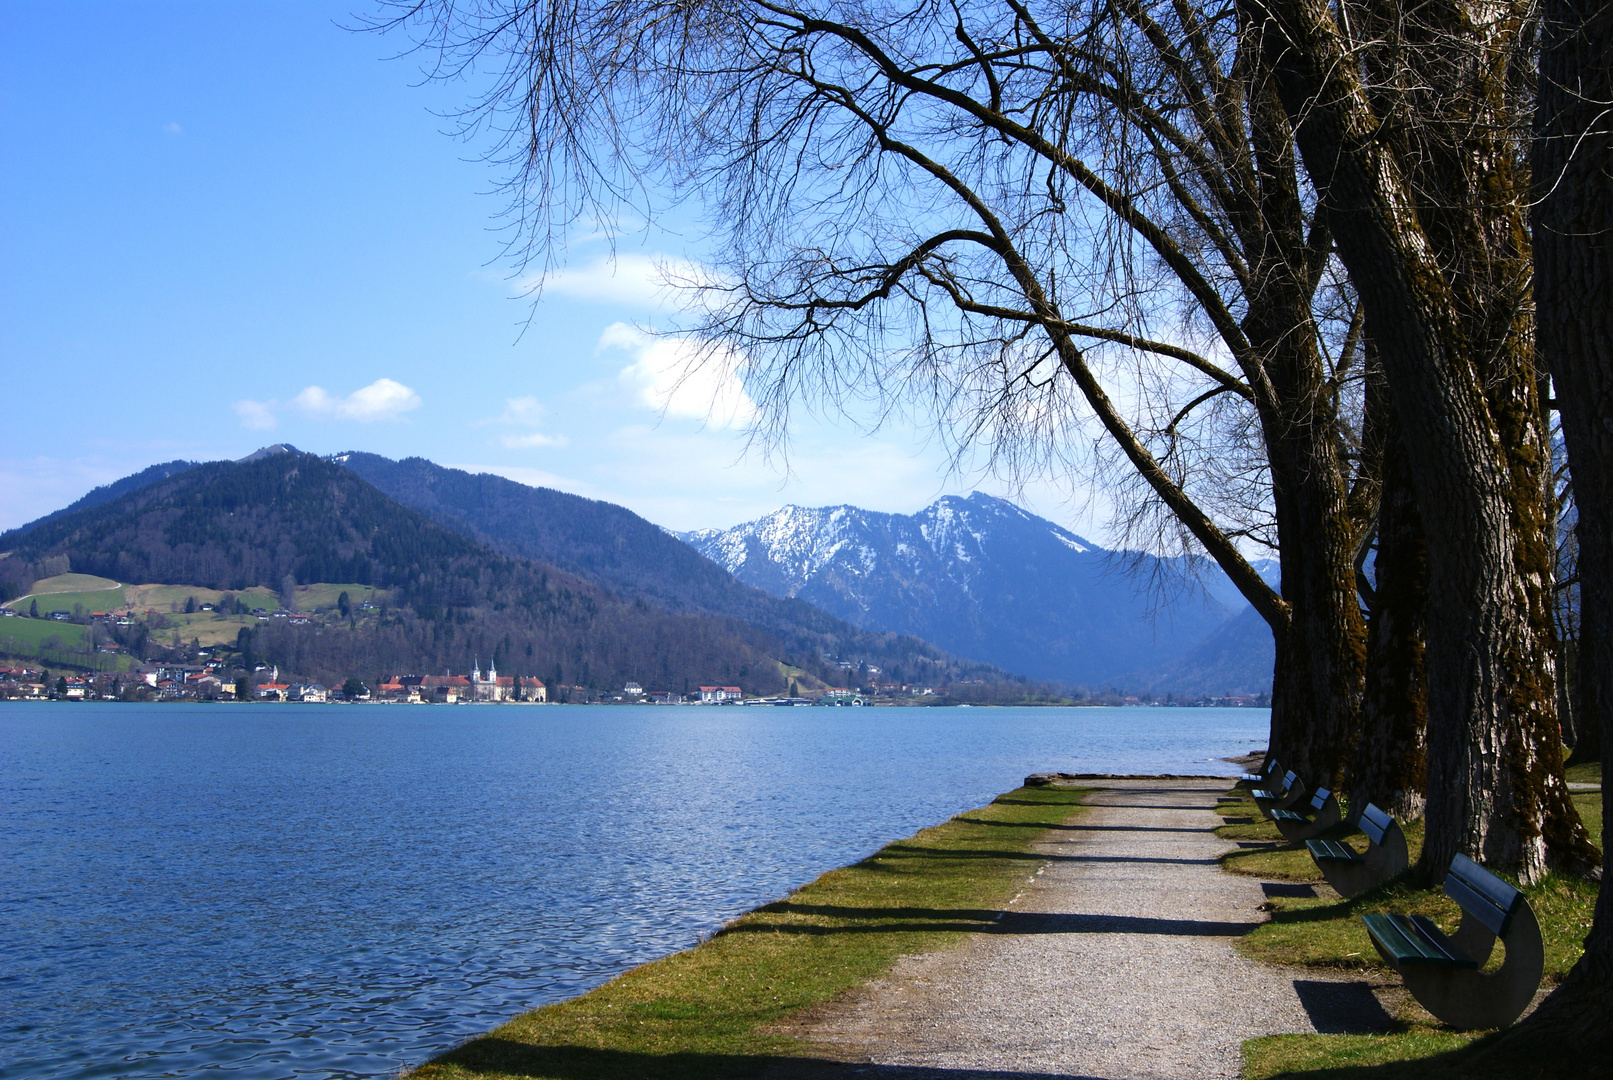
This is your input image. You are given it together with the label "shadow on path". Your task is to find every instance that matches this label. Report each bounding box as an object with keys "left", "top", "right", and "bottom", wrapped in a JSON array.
[
  {"left": 718, "top": 904, "right": 1257, "bottom": 938},
  {"left": 952, "top": 818, "right": 1211, "bottom": 834},
  {"left": 431, "top": 1040, "right": 1119, "bottom": 1080},
  {"left": 875, "top": 845, "right": 1219, "bottom": 867}
]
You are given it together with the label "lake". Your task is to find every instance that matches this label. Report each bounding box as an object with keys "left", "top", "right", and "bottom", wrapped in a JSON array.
[{"left": 0, "top": 702, "right": 1267, "bottom": 1079}]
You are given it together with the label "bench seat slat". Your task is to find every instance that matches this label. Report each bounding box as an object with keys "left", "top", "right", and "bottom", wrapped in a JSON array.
[
  {"left": 1270, "top": 808, "right": 1307, "bottom": 823},
  {"left": 1251, "top": 788, "right": 1278, "bottom": 802},
  {"left": 1363, "top": 913, "right": 1478, "bottom": 969},
  {"left": 1306, "top": 838, "right": 1361, "bottom": 863}
]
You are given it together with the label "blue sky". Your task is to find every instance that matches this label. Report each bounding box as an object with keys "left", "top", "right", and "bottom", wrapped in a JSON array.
[{"left": 1, "top": 2, "right": 1107, "bottom": 535}]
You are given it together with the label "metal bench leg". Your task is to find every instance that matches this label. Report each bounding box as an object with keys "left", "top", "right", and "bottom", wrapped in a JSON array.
[
  {"left": 1398, "top": 906, "right": 1545, "bottom": 1029},
  {"left": 1318, "top": 859, "right": 1374, "bottom": 899}
]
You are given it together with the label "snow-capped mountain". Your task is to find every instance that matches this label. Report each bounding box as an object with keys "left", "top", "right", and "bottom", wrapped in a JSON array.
[{"left": 680, "top": 492, "right": 1264, "bottom": 688}]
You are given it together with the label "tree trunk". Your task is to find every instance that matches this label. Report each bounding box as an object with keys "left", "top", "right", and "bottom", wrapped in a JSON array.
[
  {"left": 1567, "top": 665, "right": 1604, "bottom": 765},
  {"left": 1351, "top": 418, "right": 1429, "bottom": 821},
  {"left": 1240, "top": 72, "right": 1367, "bottom": 792},
  {"left": 1260, "top": 375, "right": 1366, "bottom": 792},
  {"left": 1496, "top": 0, "right": 1613, "bottom": 1049},
  {"left": 1244, "top": 0, "right": 1597, "bottom": 882}
]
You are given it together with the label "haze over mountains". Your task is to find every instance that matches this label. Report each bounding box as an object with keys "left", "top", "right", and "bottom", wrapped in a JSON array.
[{"left": 680, "top": 496, "right": 1274, "bottom": 692}]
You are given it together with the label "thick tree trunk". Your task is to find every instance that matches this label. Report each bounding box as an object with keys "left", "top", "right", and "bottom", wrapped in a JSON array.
[
  {"left": 1240, "top": 74, "right": 1367, "bottom": 792},
  {"left": 1351, "top": 419, "right": 1429, "bottom": 821},
  {"left": 1262, "top": 390, "right": 1367, "bottom": 792},
  {"left": 1502, "top": 0, "right": 1613, "bottom": 1047},
  {"left": 1244, "top": 0, "right": 1597, "bottom": 882},
  {"left": 1566, "top": 663, "right": 1604, "bottom": 765}
]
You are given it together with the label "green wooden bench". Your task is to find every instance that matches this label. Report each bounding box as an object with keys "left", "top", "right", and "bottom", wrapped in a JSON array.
[
  {"left": 1305, "top": 802, "right": 1407, "bottom": 897},
  {"left": 1238, "top": 758, "right": 1280, "bottom": 789},
  {"left": 1363, "top": 853, "right": 1544, "bottom": 1029},
  {"left": 1270, "top": 786, "right": 1341, "bottom": 842},
  {"left": 1251, "top": 769, "right": 1307, "bottom": 817}
]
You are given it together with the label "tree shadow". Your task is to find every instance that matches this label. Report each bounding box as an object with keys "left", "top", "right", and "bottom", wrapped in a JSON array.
[
  {"left": 1092, "top": 803, "right": 1220, "bottom": 810},
  {"left": 872, "top": 845, "right": 1218, "bottom": 866},
  {"left": 429, "top": 1040, "right": 1112, "bottom": 1079},
  {"left": 719, "top": 905, "right": 1258, "bottom": 938},
  {"left": 952, "top": 817, "right": 1209, "bottom": 834}
]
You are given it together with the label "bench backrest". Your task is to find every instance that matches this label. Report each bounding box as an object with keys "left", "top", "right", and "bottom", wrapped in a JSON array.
[
  {"left": 1281, "top": 770, "right": 1299, "bottom": 793},
  {"left": 1359, "top": 803, "right": 1394, "bottom": 846},
  {"left": 1266, "top": 759, "right": 1282, "bottom": 778},
  {"left": 1310, "top": 787, "right": 1331, "bottom": 813},
  {"left": 1444, "top": 853, "right": 1526, "bottom": 936}
]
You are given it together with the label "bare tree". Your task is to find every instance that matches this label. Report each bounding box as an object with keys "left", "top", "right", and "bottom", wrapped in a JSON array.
[
  {"left": 382, "top": 0, "right": 1390, "bottom": 792},
  {"left": 384, "top": 0, "right": 1595, "bottom": 876}
]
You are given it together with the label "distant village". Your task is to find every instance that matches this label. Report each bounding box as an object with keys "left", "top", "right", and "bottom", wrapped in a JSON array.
[
  {"left": 0, "top": 654, "right": 1268, "bottom": 709},
  {"left": 0, "top": 586, "right": 1268, "bottom": 708}
]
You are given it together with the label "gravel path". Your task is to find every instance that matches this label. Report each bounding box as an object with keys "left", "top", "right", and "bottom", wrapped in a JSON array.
[{"left": 774, "top": 778, "right": 1389, "bottom": 1080}]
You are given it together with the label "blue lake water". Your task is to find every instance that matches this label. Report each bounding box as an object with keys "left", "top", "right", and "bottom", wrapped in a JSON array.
[{"left": 0, "top": 702, "right": 1267, "bottom": 1079}]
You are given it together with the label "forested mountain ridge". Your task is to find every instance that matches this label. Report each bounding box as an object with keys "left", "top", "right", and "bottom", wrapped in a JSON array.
[
  {"left": 681, "top": 493, "right": 1264, "bottom": 689},
  {"left": 335, "top": 452, "right": 992, "bottom": 683},
  {"left": 0, "top": 452, "right": 992, "bottom": 694},
  {"left": 0, "top": 454, "right": 779, "bottom": 691}
]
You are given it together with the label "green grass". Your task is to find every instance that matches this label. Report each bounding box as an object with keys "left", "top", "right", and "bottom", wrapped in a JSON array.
[
  {"left": 4, "top": 572, "right": 126, "bottom": 614},
  {"left": 10, "top": 589, "right": 125, "bottom": 614},
  {"left": 408, "top": 784, "right": 1089, "bottom": 1080},
  {"left": 123, "top": 583, "right": 281, "bottom": 613},
  {"left": 1235, "top": 786, "right": 1604, "bottom": 1079},
  {"left": 1565, "top": 760, "right": 1602, "bottom": 786},
  {"left": 0, "top": 616, "right": 133, "bottom": 671},
  {"left": 1244, "top": 1030, "right": 1483, "bottom": 1080},
  {"left": 0, "top": 617, "right": 91, "bottom": 651},
  {"left": 155, "top": 611, "right": 269, "bottom": 648},
  {"left": 9, "top": 572, "right": 120, "bottom": 597},
  {"left": 1229, "top": 789, "right": 1598, "bottom": 981},
  {"left": 291, "top": 582, "right": 390, "bottom": 612}
]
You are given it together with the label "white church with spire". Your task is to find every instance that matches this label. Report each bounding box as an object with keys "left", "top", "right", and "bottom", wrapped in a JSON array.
[{"left": 471, "top": 658, "right": 504, "bottom": 702}]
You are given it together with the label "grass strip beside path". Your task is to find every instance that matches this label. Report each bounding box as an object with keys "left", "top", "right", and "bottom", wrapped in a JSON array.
[
  {"left": 409, "top": 783, "right": 1088, "bottom": 1080},
  {"left": 1216, "top": 784, "right": 1604, "bottom": 1080}
]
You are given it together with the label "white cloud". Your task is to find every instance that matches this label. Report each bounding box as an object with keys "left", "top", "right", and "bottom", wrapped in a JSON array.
[
  {"left": 501, "top": 431, "right": 568, "bottom": 449},
  {"left": 446, "top": 463, "right": 603, "bottom": 499},
  {"left": 481, "top": 395, "right": 568, "bottom": 448},
  {"left": 601, "top": 323, "right": 757, "bottom": 430},
  {"left": 161, "top": 121, "right": 182, "bottom": 135},
  {"left": 234, "top": 378, "right": 421, "bottom": 430},
  {"left": 234, "top": 399, "right": 278, "bottom": 431},
  {"left": 486, "top": 395, "right": 546, "bottom": 426},
  {"left": 527, "top": 253, "right": 718, "bottom": 309}
]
